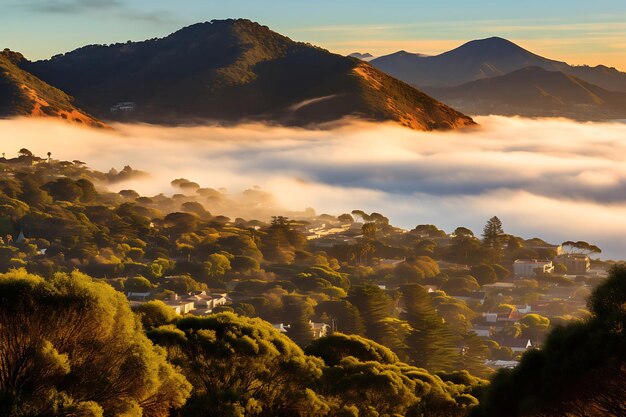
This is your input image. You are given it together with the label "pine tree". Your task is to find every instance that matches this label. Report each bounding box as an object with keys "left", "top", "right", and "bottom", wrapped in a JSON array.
[
  {"left": 400, "top": 284, "right": 458, "bottom": 371},
  {"left": 482, "top": 216, "right": 504, "bottom": 248},
  {"left": 283, "top": 295, "right": 314, "bottom": 347},
  {"left": 347, "top": 285, "right": 395, "bottom": 344}
]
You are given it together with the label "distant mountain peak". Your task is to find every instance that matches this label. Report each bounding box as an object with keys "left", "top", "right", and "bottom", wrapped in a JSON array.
[{"left": 20, "top": 20, "right": 474, "bottom": 130}]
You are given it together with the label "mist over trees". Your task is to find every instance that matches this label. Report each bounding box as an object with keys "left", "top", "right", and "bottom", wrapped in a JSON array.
[{"left": 0, "top": 151, "right": 622, "bottom": 416}]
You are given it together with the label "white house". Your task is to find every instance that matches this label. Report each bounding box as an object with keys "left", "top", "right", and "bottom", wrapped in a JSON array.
[
  {"left": 164, "top": 294, "right": 195, "bottom": 315},
  {"left": 513, "top": 259, "right": 554, "bottom": 277}
]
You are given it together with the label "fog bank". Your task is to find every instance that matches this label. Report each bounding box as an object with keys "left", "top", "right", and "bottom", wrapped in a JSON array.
[{"left": 1, "top": 116, "right": 625, "bottom": 259}]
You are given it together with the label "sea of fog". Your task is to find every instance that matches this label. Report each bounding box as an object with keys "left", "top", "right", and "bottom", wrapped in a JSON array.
[{"left": 2, "top": 115, "right": 626, "bottom": 260}]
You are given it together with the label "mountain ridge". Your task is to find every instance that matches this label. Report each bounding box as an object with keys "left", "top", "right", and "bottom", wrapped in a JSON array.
[
  {"left": 371, "top": 37, "right": 626, "bottom": 92},
  {"left": 0, "top": 49, "right": 105, "bottom": 127},
  {"left": 425, "top": 66, "right": 626, "bottom": 120},
  {"left": 20, "top": 19, "right": 475, "bottom": 130}
]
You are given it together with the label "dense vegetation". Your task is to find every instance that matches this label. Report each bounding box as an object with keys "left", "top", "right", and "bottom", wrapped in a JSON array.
[
  {"left": 0, "top": 150, "right": 623, "bottom": 416},
  {"left": 472, "top": 265, "right": 626, "bottom": 417}
]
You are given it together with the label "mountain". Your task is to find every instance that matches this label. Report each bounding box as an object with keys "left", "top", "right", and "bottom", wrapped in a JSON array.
[
  {"left": 371, "top": 37, "right": 626, "bottom": 92},
  {"left": 0, "top": 49, "right": 105, "bottom": 127},
  {"left": 21, "top": 20, "right": 474, "bottom": 130},
  {"left": 425, "top": 66, "right": 626, "bottom": 120},
  {"left": 348, "top": 52, "right": 375, "bottom": 61}
]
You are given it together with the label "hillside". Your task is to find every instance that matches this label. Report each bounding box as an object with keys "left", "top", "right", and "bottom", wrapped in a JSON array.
[
  {"left": 425, "top": 67, "right": 626, "bottom": 120},
  {"left": 371, "top": 37, "right": 626, "bottom": 92},
  {"left": 21, "top": 19, "right": 475, "bottom": 130},
  {"left": 0, "top": 49, "right": 105, "bottom": 127}
]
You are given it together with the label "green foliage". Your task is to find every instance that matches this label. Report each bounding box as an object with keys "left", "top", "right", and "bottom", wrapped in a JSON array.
[
  {"left": 306, "top": 333, "right": 399, "bottom": 366},
  {"left": 148, "top": 313, "right": 325, "bottom": 416},
  {"left": 472, "top": 265, "right": 626, "bottom": 417},
  {"left": 0, "top": 269, "right": 191, "bottom": 417},
  {"left": 133, "top": 300, "right": 178, "bottom": 329},
  {"left": 348, "top": 285, "right": 395, "bottom": 345},
  {"left": 400, "top": 284, "right": 459, "bottom": 371}
]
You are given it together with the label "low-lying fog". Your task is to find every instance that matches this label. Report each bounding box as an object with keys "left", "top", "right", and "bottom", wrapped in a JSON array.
[{"left": 2, "top": 116, "right": 626, "bottom": 260}]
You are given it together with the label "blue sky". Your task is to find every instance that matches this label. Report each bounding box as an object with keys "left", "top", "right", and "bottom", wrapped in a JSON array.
[{"left": 4, "top": 0, "right": 626, "bottom": 69}]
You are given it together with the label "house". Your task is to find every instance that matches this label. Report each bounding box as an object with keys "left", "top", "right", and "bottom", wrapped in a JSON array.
[
  {"left": 273, "top": 323, "right": 290, "bottom": 333},
  {"left": 127, "top": 291, "right": 151, "bottom": 301},
  {"left": 513, "top": 259, "right": 554, "bottom": 277},
  {"left": 496, "top": 337, "right": 533, "bottom": 353},
  {"left": 110, "top": 102, "right": 136, "bottom": 112},
  {"left": 452, "top": 291, "right": 486, "bottom": 305},
  {"left": 484, "top": 360, "right": 519, "bottom": 369},
  {"left": 185, "top": 291, "right": 229, "bottom": 312},
  {"left": 310, "top": 321, "right": 330, "bottom": 339},
  {"left": 554, "top": 254, "right": 590, "bottom": 275},
  {"left": 421, "top": 285, "right": 439, "bottom": 293},
  {"left": 164, "top": 294, "right": 195, "bottom": 315},
  {"left": 483, "top": 313, "right": 499, "bottom": 323},
  {"left": 482, "top": 282, "right": 515, "bottom": 296},
  {"left": 379, "top": 258, "right": 406, "bottom": 266},
  {"left": 471, "top": 325, "right": 495, "bottom": 337}
]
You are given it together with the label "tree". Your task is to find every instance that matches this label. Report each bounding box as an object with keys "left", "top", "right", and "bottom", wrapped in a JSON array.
[
  {"left": 520, "top": 313, "right": 550, "bottom": 342},
  {"left": 149, "top": 313, "right": 327, "bottom": 417},
  {"left": 133, "top": 300, "right": 178, "bottom": 329},
  {"left": 482, "top": 216, "right": 504, "bottom": 249},
  {"left": 337, "top": 213, "right": 354, "bottom": 223},
  {"left": 203, "top": 253, "right": 231, "bottom": 278},
  {"left": 361, "top": 222, "right": 377, "bottom": 239},
  {"left": 472, "top": 265, "right": 626, "bottom": 417},
  {"left": 306, "top": 333, "right": 399, "bottom": 366},
  {"left": 283, "top": 295, "right": 315, "bottom": 347},
  {"left": 347, "top": 285, "right": 394, "bottom": 344},
  {"left": 470, "top": 264, "right": 497, "bottom": 286},
  {"left": 0, "top": 269, "right": 191, "bottom": 417},
  {"left": 400, "top": 284, "right": 458, "bottom": 372},
  {"left": 561, "top": 240, "right": 602, "bottom": 255},
  {"left": 17, "top": 148, "right": 33, "bottom": 158},
  {"left": 125, "top": 275, "right": 154, "bottom": 292},
  {"left": 230, "top": 255, "right": 260, "bottom": 273},
  {"left": 315, "top": 300, "right": 365, "bottom": 335}
]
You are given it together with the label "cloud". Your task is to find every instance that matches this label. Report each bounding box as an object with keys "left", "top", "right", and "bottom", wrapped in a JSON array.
[
  {"left": 1, "top": 116, "right": 626, "bottom": 259},
  {"left": 16, "top": 0, "right": 175, "bottom": 25},
  {"left": 20, "top": 0, "right": 123, "bottom": 13}
]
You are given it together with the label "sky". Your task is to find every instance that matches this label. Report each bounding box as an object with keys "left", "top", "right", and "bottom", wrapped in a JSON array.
[{"left": 3, "top": 0, "right": 626, "bottom": 70}]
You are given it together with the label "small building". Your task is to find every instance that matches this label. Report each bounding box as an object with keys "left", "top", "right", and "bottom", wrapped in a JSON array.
[
  {"left": 485, "top": 360, "right": 519, "bottom": 369},
  {"left": 452, "top": 291, "right": 486, "bottom": 305},
  {"left": 164, "top": 294, "right": 195, "bottom": 315},
  {"left": 273, "top": 323, "right": 290, "bottom": 333},
  {"left": 471, "top": 325, "right": 495, "bottom": 337},
  {"left": 513, "top": 259, "right": 554, "bottom": 277},
  {"left": 127, "top": 291, "right": 151, "bottom": 301},
  {"left": 185, "top": 291, "right": 229, "bottom": 312},
  {"left": 110, "top": 102, "right": 136, "bottom": 112},
  {"left": 379, "top": 258, "right": 406, "bottom": 266},
  {"left": 554, "top": 254, "right": 590, "bottom": 275},
  {"left": 310, "top": 321, "right": 330, "bottom": 339},
  {"left": 496, "top": 337, "right": 533, "bottom": 353}
]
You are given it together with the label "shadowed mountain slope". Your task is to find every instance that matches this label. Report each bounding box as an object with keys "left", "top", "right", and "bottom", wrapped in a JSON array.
[
  {"left": 22, "top": 19, "right": 474, "bottom": 130},
  {"left": 425, "top": 66, "right": 626, "bottom": 120}
]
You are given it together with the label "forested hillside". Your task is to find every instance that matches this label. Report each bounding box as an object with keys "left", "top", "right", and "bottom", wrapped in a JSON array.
[{"left": 0, "top": 149, "right": 622, "bottom": 416}]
